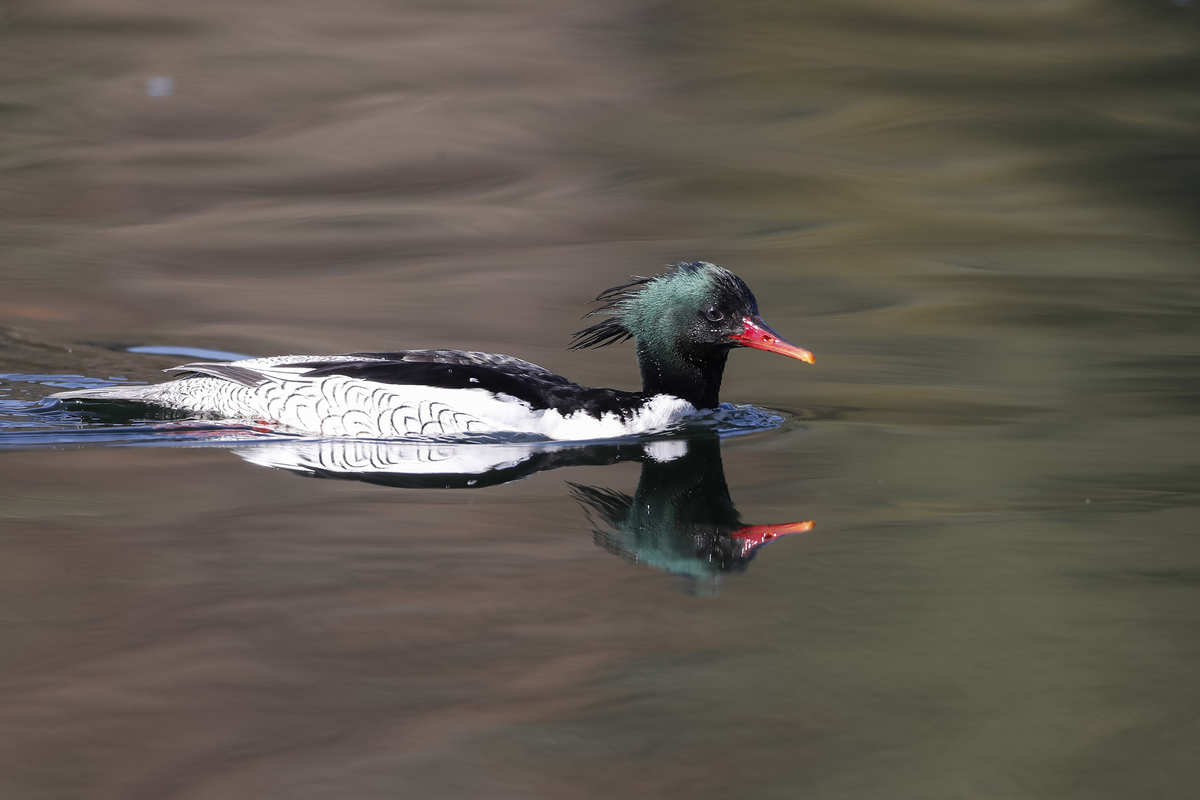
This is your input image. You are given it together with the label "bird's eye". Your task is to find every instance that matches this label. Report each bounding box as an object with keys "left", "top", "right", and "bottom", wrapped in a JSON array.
[{"left": 704, "top": 305, "right": 724, "bottom": 323}]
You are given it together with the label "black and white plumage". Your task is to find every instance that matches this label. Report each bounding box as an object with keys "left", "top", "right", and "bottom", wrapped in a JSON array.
[{"left": 52, "top": 262, "right": 814, "bottom": 441}]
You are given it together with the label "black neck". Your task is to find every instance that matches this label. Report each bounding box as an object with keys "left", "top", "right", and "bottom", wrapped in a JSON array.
[
  {"left": 635, "top": 434, "right": 739, "bottom": 525},
  {"left": 635, "top": 343, "right": 729, "bottom": 409}
]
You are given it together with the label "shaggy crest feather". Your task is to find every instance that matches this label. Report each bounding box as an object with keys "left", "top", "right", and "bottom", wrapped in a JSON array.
[{"left": 568, "top": 275, "right": 653, "bottom": 350}]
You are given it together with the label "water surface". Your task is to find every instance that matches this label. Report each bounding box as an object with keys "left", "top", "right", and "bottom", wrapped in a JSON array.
[{"left": 2, "top": 1, "right": 1199, "bottom": 798}]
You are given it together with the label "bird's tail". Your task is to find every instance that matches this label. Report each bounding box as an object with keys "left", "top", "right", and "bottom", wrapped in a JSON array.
[{"left": 50, "top": 384, "right": 161, "bottom": 403}]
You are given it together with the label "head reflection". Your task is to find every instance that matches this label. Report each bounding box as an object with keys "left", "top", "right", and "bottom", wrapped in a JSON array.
[
  {"left": 569, "top": 435, "right": 813, "bottom": 582},
  {"left": 234, "top": 432, "right": 812, "bottom": 581}
]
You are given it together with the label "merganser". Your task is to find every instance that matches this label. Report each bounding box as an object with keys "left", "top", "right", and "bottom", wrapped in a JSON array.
[{"left": 52, "top": 261, "right": 814, "bottom": 440}]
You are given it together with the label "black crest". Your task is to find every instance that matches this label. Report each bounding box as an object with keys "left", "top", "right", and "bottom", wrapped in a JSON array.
[{"left": 568, "top": 275, "right": 653, "bottom": 350}]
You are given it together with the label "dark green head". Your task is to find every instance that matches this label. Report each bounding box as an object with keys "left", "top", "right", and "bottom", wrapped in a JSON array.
[{"left": 570, "top": 261, "right": 813, "bottom": 407}]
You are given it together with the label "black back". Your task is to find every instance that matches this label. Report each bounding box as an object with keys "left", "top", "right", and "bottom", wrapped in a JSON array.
[{"left": 294, "top": 351, "right": 648, "bottom": 419}]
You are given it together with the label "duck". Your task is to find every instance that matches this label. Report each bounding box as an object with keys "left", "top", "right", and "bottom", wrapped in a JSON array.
[{"left": 52, "top": 261, "right": 814, "bottom": 440}]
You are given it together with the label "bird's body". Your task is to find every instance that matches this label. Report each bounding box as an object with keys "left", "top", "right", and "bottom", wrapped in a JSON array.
[
  {"left": 58, "top": 351, "right": 695, "bottom": 439},
  {"left": 52, "top": 262, "right": 813, "bottom": 441}
]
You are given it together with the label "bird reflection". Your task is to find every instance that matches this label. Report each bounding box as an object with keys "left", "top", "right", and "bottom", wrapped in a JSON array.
[
  {"left": 233, "top": 432, "right": 813, "bottom": 581},
  {"left": 569, "top": 436, "right": 813, "bottom": 583}
]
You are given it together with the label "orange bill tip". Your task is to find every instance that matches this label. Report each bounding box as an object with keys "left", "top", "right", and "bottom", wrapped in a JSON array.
[{"left": 730, "top": 520, "right": 816, "bottom": 549}]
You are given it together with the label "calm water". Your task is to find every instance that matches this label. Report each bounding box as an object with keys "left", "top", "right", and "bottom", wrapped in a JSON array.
[{"left": 2, "top": 1, "right": 1200, "bottom": 797}]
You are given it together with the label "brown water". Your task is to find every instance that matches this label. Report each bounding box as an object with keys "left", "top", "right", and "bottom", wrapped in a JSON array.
[{"left": 3, "top": 1, "right": 1200, "bottom": 797}]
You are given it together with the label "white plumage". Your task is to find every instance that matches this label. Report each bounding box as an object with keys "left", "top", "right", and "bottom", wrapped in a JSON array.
[{"left": 52, "top": 354, "right": 696, "bottom": 441}]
